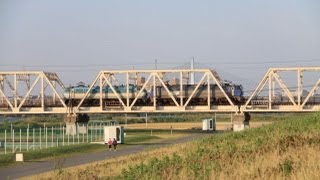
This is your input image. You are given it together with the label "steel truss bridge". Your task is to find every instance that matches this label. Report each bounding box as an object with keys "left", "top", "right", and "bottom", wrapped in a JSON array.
[{"left": 0, "top": 67, "right": 320, "bottom": 115}]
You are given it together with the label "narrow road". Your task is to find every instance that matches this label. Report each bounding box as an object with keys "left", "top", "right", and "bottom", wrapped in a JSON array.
[{"left": 0, "top": 133, "right": 212, "bottom": 179}]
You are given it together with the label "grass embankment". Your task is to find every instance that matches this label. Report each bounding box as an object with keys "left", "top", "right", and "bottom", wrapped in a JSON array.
[
  {"left": 0, "top": 130, "right": 189, "bottom": 167},
  {"left": 31, "top": 113, "right": 320, "bottom": 179},
  {"left": 119, "top": 113, "right": 320, "bottom": 179}
]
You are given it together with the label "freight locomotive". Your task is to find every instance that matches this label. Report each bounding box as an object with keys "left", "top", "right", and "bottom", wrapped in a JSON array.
[{"left": 64, "top": 81, "right": 244, "bottom": 107}]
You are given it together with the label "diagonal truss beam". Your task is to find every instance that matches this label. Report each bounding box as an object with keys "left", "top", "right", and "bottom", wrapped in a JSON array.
[
  {"left": 244, "top": 69, "right": 271, "bottom": 107},
  {"left": 155, "top": 73, "right": 180, "bottom": 107},
  {"left": 42, "top": 72, "right": 67, "bottom": 108},
  {"left": 17, "top": 75, "right": 40, "bottom": 109},
  {"left": 0, "top": 87, "right": 14, "bottom": 110},
  {"left": 76, "top": 71, "right": 102, "bottom": 110},
  {"left": 208, "top": 70, "right": 235, "bottom": 106},
  {"left": 0, "top": 71, "right": 67, "bottom": 114},
  {"left": 183, "top": 73, "right": 207, "bottom": 107},
  {"left": 102, "top": 73, "right": 127, "bottom": 108},
  {"left": 129, "top": 73, "right": 153, "bottom": 108},
  {"left": 302, "top": 78, "right": 320, "bottom": 107},
  {"left": 243, "top": 67, "right": 320, "bottom": 112},
  {"left": 273, "top": 72, "right": 296, "bottom": 106}
]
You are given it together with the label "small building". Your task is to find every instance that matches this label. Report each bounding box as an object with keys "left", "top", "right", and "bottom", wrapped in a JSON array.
[
  {"left": 202, "top": 119, "right": 215, "bottom": 131},
  {"left": 104, "top": 126, "right": 124, "bottom": 144}
]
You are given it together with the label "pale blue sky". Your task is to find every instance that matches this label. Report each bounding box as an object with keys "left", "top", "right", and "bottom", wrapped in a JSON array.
[{"left": 0, "top": 0, "right": 320, "bottom": 92}]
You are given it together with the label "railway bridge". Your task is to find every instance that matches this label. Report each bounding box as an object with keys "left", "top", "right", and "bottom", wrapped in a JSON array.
[{"left": 1, "top": 67, "right": 319, "bottom": 132}]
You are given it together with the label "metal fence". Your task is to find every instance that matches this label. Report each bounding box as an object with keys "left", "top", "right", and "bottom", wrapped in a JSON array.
[{"left": 0, "top": 121, "right": 119, "bottom": 155}]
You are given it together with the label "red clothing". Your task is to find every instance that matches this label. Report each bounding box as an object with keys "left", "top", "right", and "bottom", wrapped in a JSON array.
[{"left": 108, "top": 139, "right": 112, "bottom": 145}]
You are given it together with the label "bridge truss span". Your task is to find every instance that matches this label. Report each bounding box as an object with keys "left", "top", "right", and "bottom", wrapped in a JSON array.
[
  {"left": 72, "top": 69, "right": 239, "bottom": 114},
  {"left": 243, "top": 67, "right": 320, "bottom": 112},
  {"left": 0, "top": 71, "right": 67, "bottom": 114},
  {"left": 1, "top": 66, "right": 320, "bottom": 115}
]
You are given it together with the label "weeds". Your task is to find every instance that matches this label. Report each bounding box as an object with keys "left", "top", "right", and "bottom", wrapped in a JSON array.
[
  {"left": 279, "top": 158, "right": 294, "bottom": 176},
  {"left": 55, "top": 158, "right": 65, "bottom": 178}
]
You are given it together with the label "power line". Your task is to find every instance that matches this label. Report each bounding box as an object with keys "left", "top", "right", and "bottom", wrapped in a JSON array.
[{"left": 194, "top": 58, "right": 320, "bottom": 65}]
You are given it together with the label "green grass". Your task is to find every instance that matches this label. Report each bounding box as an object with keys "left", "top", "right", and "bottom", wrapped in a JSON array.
[
  {"left": 0, "top": 144, "right": 106, "bottom": 167},
  {"left": 0, "top": 130, "right": 187, "bottom": 167},
  {"left": 0, "top": 154, "right": 15, "bottom": 166},
  {"left": 123, "top": 129, "right": 202, "bottom": 144},
  {"left": 124, "top": 134, "right": 161, "bottom": 144},
  {"left": 117, "top": 113, "right": 320, "bottom": 179}
]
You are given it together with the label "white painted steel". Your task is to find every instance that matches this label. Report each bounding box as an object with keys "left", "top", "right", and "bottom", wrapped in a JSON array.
[
  {"left": 243, "top": 67, "right": 320, "bottom": 112},
  {"left": 1, "top": 67, "right": 320, "bottom": 114}
]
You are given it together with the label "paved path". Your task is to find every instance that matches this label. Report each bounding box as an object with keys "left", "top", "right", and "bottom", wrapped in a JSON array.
[{"left": 0, "top": 133, "right": 212, "bottom": 179}]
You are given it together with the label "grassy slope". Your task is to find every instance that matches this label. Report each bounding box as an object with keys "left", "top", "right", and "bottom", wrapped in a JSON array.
[
  {"left": 26, "top": 114, "right": 320, "bottom": 179},
  {"left": 118, "top": 113, "right": 320, "bottom": 179}
]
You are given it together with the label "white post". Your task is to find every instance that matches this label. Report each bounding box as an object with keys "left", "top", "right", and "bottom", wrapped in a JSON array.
[
  {"left": 19, "top": 128, "right": 21, "bottom": 152},
  {"left": 12, "top": 129, "right": 14, "bottom": 153},
  {"left": 40, "top": 127, "right": 42, "bottom": 149},
  {"left": 101, "top": 122, "right": 103, "bottom": 140},
  {"left": 52, "top": 126, "right": 54, "bottom": 147},
  {"left": 27, "top": 127, "right": 29, "bottom": 151},
  {"left": 5, "top": 130, "right": 6, "bottom": 155},
  {"left": 33, "top": 128, "right": 35, "bottom": 150},
  {"left": 68, "top": 131, "right": 70, "bottom": 145},
  {"left": 82, "top": 124, "right": 84, "bottom": 143},
  {"left": 90, "top": 123, "right": 92, "bottom": 142},
  {"left": 87, "top": 124, "right": 89, "bottom": 143},
  {"left": 100, "top": 122, "right": 102, "bottom": 140},
  {"left": 190, "top": 57, "right": 195, "bottom": 84},
  {"left": 63, "top": 126, "right": 65, "bottom": 146},
  {"left": 46, "top": 127, "right": 48, "bottom": 149},
  {"left": 95, "top": 123, "right": 97, "bottom": 141}
]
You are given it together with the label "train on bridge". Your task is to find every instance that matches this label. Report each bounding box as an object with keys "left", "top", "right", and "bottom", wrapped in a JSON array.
[
  {"left": 63, "top": 81, "right": 244, "bottom": 107},
  {"left": 1, "top": 67, "right": 320, "bottom": 114}
]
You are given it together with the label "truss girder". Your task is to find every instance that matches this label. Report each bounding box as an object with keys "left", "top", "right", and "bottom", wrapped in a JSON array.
[
  {"left": 243, "top": 67, "right": 320, "bottom": 112},
  {"left": 2, "top": 67, "right": 320, "bottom": 115},
  {"left": 75, "top": 69, "right": 238, "bottom": 114},
  {"left": 0, "top": 71, "right": 67, "bottom": 114}
]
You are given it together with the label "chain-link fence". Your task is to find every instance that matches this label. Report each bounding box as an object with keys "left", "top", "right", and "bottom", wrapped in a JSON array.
[{"left": 0, "top": 120, "right": 119, "bottom": 155}]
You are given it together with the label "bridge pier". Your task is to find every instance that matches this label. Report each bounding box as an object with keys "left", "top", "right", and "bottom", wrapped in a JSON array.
[
  {"left": 64, "top": 114, "right": 90, "bottom": 135},
  {"left": 232, "top": 112, "right": 250, "bottom": 131}
]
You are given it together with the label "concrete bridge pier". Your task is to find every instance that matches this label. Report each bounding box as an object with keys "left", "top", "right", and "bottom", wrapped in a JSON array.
[
  {"left": 232, "top": 112, "right": 250, "bottom": 131},
  {"left": 64, "top": 114, "right": 89, "bottom": 135}
]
